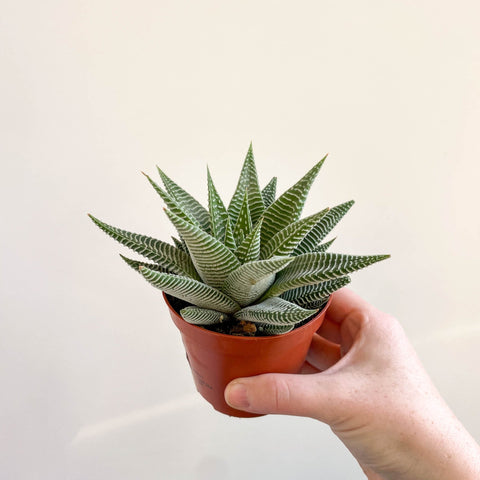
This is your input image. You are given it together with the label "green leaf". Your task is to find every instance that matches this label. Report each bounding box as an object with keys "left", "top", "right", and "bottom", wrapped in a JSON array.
[
  {"left": 207, "top": 167, "right": 230, "bottom": 242},
  {"left": 119, "top": 254, "right": 170, "bottom": 274},
  {"left": 234, "top": 297, "right": 317, "bottom": 326},
  {"left": 165, "top": 209, "right": 241, "bottom": 289},
  {"left": 262, "top": 252, "right": 390, "bottom": 299},
  {"left": 171, "top": 236, "right": 188, "bottom": 252},
  {"left": 294, "top": 200, "right": 354, "bottom": 255},
  {"left": 222, "top": 256, "right": 294, "bottom": 306},
  {"left": 281, "top": 276, "right": 351, "bottom": 304},
  {"left": 260, "top": 208, "right": 329, "bottom": 259},
  {"left": 313, "top": 237, "right": 336, "bottom": 253},
  {"left": 223, "top": 217, "right": 237, "bottom": 251},
  {"left": 179, "top": 306, "right": 229, "bottom": 325},
  {"left": 260, "top": 155, "right": 327, "bottom": 246},
  {"left": 88, "top": 214, "right": 200, "bottom": 279},
  {"left": 157, "top": 167, "right": 211, "bottom": 233},
  {"left": 143, "top": 172, "right": 200, "bottom": 228},
  {"left": 227, "top": 143, "right": 265, "bottom": 225},
  {"left": 261, "top": 177, "right": 277, "bottom": 209},
  {"left": 256, "top": 323, "right": 295, "bottom": 335},
  {"left": 235, "top": 218, "right": 263, "bottom": 264},
  {"left": 233, "top": 190, "right": 252, "bottom": 246},
  {"left": 139, "top": 267, "right": 240, "bottom": 314}
]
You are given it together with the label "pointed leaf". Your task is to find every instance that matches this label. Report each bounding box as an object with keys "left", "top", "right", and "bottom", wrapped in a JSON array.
[
  {"left": 171, "top": 236, "right": 188, "bottom": 252},
  {"left": 313, "top": 237, "right": 336, "bottom": 253},
  {"left": 143, "top": 172, "right": 200, "bottom": 228},
  {"left": 261, "top": 208, "right": 329, "bottom": 259},
  {"left": 281, "top": 276, "right": 351, "bottom": 304},
  {"left": 294, "top": 200, "right": 354, "bottom": 255},
  {"left": 262, "top": 252, "right": 390, "bottom": 299},
  {"left": 222, "top": 256, "right": 294, "bottom": 306},
  {"left": 235, "top": 218, "right": 263, "bottom": 264},
  {"left": 261, "top": 177, "right": 277, "bottom": 209},
  {"left": 179, "top": 306, "right": 229, "bottom": 325},
  {"left": 139, "top": 268, "right": 240, "bottom": 314},
  {"left": 223, "top": 217, "right": 237, "bottom": 251},
  {"left": 228, "top": 143, "right": 265, "bottom": 225},
  {"left": 233, "top": 190, "right": 252, "bottom": 246},
  {"left": 165, "top": 209, "right": 241, "bottom": 289},
  {"left": 234, "top": 297, "right": 317, "bottom": 326},
  {"left": 88, "top": 214, "right": 200, "bottom": 279},
  {"left": 120, "top": 254, "right": 170, "bottom": 274},
  {"left": 157, "top": 167, "right": 211, "bottom": 233},
  {"left": 260, "top": 155, "right": 327, "bottom": 246},
  {"left": 207, "top": 167, "right": 230, "bottom": 242}
]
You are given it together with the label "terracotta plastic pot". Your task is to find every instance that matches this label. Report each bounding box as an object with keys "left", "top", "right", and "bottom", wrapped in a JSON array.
[{"left": 164, "top": 293, "right": 331, "bottom": 418}]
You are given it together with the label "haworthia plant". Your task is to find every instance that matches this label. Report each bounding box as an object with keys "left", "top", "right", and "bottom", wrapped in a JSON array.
[{"left": 89, "top": 144, "right": 390, "bottom": 336}]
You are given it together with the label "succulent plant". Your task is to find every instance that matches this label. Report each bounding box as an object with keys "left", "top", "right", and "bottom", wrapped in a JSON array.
[{"left": 89, "top": 144, "right": 389, "bottom": 336}]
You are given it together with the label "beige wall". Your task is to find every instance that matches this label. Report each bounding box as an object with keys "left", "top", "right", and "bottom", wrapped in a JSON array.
[{"left": 1, "top": 1, "right": 479, "bottom": 478}]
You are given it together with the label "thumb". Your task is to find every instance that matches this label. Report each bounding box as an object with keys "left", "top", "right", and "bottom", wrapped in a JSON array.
[{"left": 224, "top": 373, "right": 335, "bottom": 420}]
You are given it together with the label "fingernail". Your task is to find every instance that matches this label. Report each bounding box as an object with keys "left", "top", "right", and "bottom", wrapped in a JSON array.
[{"left": 225, "top": 382, "right": 250, "bottom": 409}]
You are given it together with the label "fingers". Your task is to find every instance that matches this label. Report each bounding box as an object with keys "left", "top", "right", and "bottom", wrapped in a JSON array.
[
  {"left": 326, "top": 288, "right": 375, "bottom": 324},
  {"left": 225, "top": 373, "right": 335, "bottom": 420}
]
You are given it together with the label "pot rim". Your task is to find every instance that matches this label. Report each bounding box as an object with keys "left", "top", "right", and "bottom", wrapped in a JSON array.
[{"left": 163, "top": 292, "right": 332, "bottom": 342}]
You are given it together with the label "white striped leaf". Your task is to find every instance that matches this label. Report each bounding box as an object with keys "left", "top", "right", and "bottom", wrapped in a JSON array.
[
  {"left": 281, "top": 276, "right": 351, "bottom": 304},
  {"left": 171, "top": 236, "right": 188, "bottom": 252},
  {"left": 260, "top": 208, "right": 329, "bottom": 259},
  {"left": 179, "top": 306, "right": 229, "bottom": 325},
  {"left": 233, "top": 190, "right": 252, "bottom": 246},
  {"left": 235, "top": 218, "right": 263, "bottom": 264},
  {"left": 297, "top": 298, "right": 329, "bottom": 310},
  {"left": 143, "top": 172, "right": 201, "bottom": 228},
  {"left": 139, "top": 267, "right": 240, "bottom": 314},
  {"left": 207, "top": 167, "right": 230, "bottom": 242},
  {"left": 314, "top": 237, "right": 336, "bottom": 253},
  {"left": 88, "top": 214, "right": 200, "bottom": 279},
  {"left": 234, "top": 297, "right": 317, "bottom": 326},
  {"left": 165, "top": 209, "right": 241, "bottom": 289},
  {"left": 260, "top": 155, "right": 327, "bottom": 246},
  {"left": 157, "top": 167, "right": 211, "bottom": 233},
  {"left": 223, "top": 217, "right": 237, "bottom": 251},
  {"left": 294, "top": 200, "right": 354, "bottom": 255},
  {"left": 120, "top": 254, "right": 171, "bottom": 274},
  {"left": 262, "top": 252, "right": 390, "bottom": 299},
  {"left": 222, "top": 256, "right": 294, "bottom": 306},
  {"left": 261, "top": 177, "right": 277, "bottom": 209},
  {"left": 227, "top": 143, "right": 265, "bottom": 225},
  {"left": 257, "top": 323, "right": 295, "bottom": 335}
]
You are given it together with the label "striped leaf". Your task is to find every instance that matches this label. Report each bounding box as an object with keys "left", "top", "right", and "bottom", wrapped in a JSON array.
[
  {"left": 233, "top": 190, "right": 252, "bottom": 246},
  {"left": 223, "top": 217, "right": 237, "bottom": 251},
  {"left": 171, "top": 236, "right": 188, "bottom": 252},
  {"left": 281, "top": 276, "right": 351, "bottom": 304},
  {"left": 235, "top": 218, "right": 263, "bottom": 264},
  {"left": 143, "top": 172, "right": 200, "bottom": 228},
  {"left": 227, "top": 143, "right": 265, "bottom": 225},
  {"left": 157, "top": 167, "right": 211, "bottom": 233},
  {"left": 294, "top": 200, "right": 354, "bottom": 255},
  {"left": 139, "top": 267, "right": 240, "bottom": 314},
  {"left": 165, "top": 209, "right": 241, "bottom": 289},
  {"left": 260, "top": 208, "right": 329, "bottom": 259},
  {"left": 262, "top": 252, "right": 390, "bottom": 299},
  {"left": 222, "top": 256, "right": 294, "bottom": 306},
  {"left": 207, "top": 167, "right": 230, "bottom": 242},
  {"left": 179, "top": 306, "right": 229, "bottom": 325},
  {"left": 234, "top": 297, "right": 317, "bottom": 326},
  {"left": 120, "top": 254, "right": 170, "bottom": 274},
  {"left": 314, "top": 237, "right": 336, "bottom": 253},
  {"left": 261, "top": 177, "right": 277, "bottom": 209},
  {"left": 257, "top": 323, "right": 295, "bottom": 335},
  {"left": 260, "top": 155, "right": 327, "bottom": 246},
  {"left": 88, "top": 214, "right": 200, "bottom": 279}
]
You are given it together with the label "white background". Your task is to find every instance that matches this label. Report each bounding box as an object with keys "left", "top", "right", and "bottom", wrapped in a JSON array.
[{"left": 1, "top": 1, "right": 480, "bottom": 478}]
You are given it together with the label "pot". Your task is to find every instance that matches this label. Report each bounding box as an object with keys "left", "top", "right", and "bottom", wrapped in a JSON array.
[{"left": 164, "top": 293, "right": 331, "bottom": 418}]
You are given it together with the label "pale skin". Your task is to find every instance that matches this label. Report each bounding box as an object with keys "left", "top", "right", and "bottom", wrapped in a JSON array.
[{"left": 224, "top": 288, "right": 480, "bottom": 479}]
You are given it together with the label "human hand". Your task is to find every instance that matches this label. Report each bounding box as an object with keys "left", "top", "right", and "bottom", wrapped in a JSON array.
[{"left": 224, "top": 288, "right": 480, "bottom": 479}]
